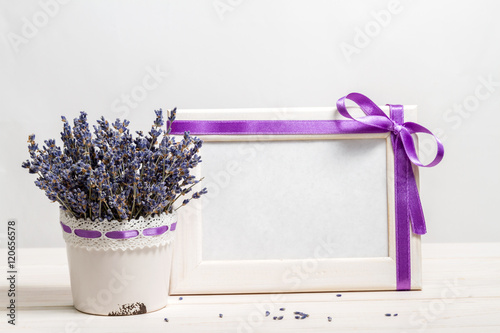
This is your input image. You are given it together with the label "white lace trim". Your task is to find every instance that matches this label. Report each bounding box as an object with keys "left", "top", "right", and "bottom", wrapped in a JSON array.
[{"left": 60, "top": 210, "right": 177, "bottom": 251}]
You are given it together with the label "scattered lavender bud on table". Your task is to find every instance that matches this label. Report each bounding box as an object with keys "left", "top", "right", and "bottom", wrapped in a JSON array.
[
  {"left": 336, "top": 294, "right": 342, "bottom": 297},
  {"left": 277, "top": 316, "right": 283, "bottom": 320},
  {"left": 164, "top": 318, "right": 168, "bottom": 322},
  {"left": 265, "top": 311, "right": 270, "bottom": 317},
  {"left": 293, "top": 311, "right": 309, "bottom": 319},
  {"left": 394, "top": 313, "right": 398, "bottom": 316},
  {"left": 385, "top": 313, "right": 392, "bottom": 317},
  {"left": 279, "top": 308, "right": 286, "bottom": 311},
  {"left": 273, "top": 316, "right": 277, "bottom": 320},
  {"left": 219, "top": 314, "right": 223, "bottom": 318},
  {"left": 328, "top": 316, "right": 332, "bottom": 322},
  {"left": 179, "top": 297, "right": 183, "bottom": 301}
]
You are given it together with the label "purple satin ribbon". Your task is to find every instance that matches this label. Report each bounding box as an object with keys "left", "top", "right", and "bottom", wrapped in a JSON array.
[
  {"left": 105, "top": 230, "right": 139, "bottom": 239},
  {"left": 60, "top": 222, "right": 72, "bottom": 233},
  {"left": 61, "top": 222, "right": 173, "bottom": 239},
  {"left": 169, "top": 119, "right": 387, "bottom": 135},
  {"left": 170, "top": 92, "right": 444, "bottom": 291},
  {"left": 74, "top": 229, "right": 102, "bottom": 239},
  {"left": 143, "top": 225, "right": 169, "bottom": 236}
]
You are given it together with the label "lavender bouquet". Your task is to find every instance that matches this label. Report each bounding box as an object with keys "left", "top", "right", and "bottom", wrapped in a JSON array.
[{"left": 22, "top": 108, "right": 206, "bottom": 222}]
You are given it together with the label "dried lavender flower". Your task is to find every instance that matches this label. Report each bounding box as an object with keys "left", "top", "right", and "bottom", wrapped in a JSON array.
[{"left": 22, "top": 108, "right": 206, "bottom": 222}]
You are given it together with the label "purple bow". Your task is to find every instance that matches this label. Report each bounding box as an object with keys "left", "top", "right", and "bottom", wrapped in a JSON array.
[
  {"left": 336, "top": 93, "right": 444, "bottom": 290},
  {"left": 336, "top": 93, "right": 444, "bottom": 168},
  {"left": 170, "top": 93, "right": 444, "bottom": 290}
]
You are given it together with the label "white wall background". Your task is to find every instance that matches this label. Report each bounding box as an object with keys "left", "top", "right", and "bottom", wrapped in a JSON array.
[{"left": 0, "top": 0, "right": 499, "bottom": 247}]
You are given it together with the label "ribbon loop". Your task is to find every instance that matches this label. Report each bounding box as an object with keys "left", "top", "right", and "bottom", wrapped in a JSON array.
[{"left": 400, "top": 122, "right": 445, "bottom": 168}]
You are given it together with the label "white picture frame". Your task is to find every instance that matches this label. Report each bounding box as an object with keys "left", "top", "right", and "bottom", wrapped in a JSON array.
[{"left": 170, "top": 105, "right": 421, "bottom": 295}]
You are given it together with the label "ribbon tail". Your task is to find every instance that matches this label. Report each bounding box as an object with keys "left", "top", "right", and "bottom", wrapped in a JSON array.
[
  {"left": 394, "top": 135, "right": 412, "bottom": 291},
  {"left": 407, "top": 165, "right": 427, "bottom": 235}
]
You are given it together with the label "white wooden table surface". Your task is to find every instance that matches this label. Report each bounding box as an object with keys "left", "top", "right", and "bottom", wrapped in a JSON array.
[{"left": 1, "top": 243, "right": 499, "bottom": 333}]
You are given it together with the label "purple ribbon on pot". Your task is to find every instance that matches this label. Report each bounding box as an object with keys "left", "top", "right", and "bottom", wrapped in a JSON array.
[
  {"left": 60, "top": 224, "right": 172, "bottom": 239},
  {"left": 170, "top": 92, "right": 444, "bottom": 291}
]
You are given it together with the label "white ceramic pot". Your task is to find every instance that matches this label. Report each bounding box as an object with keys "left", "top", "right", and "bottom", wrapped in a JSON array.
[{"left": 60, "top": 210, "right": 177, "bottom": 316}]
